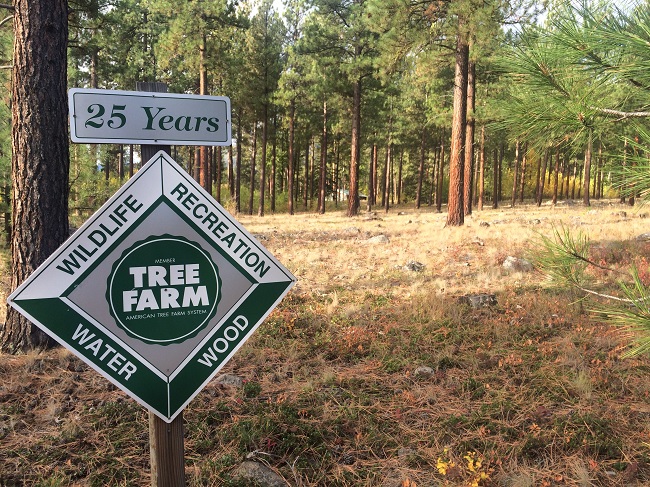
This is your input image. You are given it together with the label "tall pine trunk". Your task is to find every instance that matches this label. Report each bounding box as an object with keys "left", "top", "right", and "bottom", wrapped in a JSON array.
[
  {"left": 477, "top": 125, "right": 485, "bottom": 211},
  {"left": 2, "top": 0, "right": 70, "bottom": 352},
  {"left": 437, "top": 132, "right": 445, "bottom": 212},
  {"left": 511, "top": 140, "right": 520, "bottom": 207},
  {"left": 347, "top": 74, "right": 362, "bottom": 217},
  {"left": 288, "top": 100, "right": 296, "bottom": 215},
  {"left": 446, "top": 26, "right": 469, "bottom": 226},
  {"left": 249, "top": 123, "right": 257, "bottom": 215},
  {"left": 271, "top": 117, "right": 277, "bottom": 213},
  {"left": 519, "top": 143, "right": 527, "bottom": 203},
  {"left": 463, "top": 61, "right": 475, "bottom": 216},
  {"left": 552, "top": 147, "right": 560, "bottom": 205},
  {"left": 415, "top": 128, "right": 426, "bottom": 209},
  {"left": 318, "top": 101, "right": 327, "bottom": 214},
  {"left": 258, "top": 107, "right": 268, "bottom": 217},
  {"left": 492, "top": 148, "right": 499, "bottom": 209}
]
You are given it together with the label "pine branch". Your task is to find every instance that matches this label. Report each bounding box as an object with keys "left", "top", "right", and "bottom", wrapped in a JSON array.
[
  {"left": 577, "top": 286, "right": 635, "bottom": 303},
  {"left": 591, "top": 107, "right": 650, "bottom": 120}
]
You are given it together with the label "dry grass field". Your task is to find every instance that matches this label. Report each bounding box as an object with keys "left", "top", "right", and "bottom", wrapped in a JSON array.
[{"left": 2, "top": 199, "right": 650, "bottom": 486}]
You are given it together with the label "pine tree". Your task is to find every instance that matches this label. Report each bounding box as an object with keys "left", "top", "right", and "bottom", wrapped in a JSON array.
[{"left": 2, "top": 0, "right": 70, "bottom": 352}]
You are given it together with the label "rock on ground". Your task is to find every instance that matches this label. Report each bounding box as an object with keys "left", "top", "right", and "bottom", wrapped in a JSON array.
[{"left": 232, "top": 460, "right": 287, "bottom": 487}]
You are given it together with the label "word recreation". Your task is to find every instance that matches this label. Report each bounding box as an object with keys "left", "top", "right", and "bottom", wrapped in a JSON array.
[{"left": 54, "top": 190, "right": 271, "bottom": 281}]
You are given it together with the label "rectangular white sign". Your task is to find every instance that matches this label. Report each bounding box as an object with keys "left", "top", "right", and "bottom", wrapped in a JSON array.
[{"left": 69, "top": 88, "right": 231, "bottom": 146}]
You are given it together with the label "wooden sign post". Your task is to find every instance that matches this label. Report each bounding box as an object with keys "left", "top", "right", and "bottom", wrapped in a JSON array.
[{"left": 136, "top": 81, "right": 185, "bottom": 487}]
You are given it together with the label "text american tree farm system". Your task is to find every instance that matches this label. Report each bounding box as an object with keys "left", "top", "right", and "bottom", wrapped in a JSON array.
[{"left": 7, "top": 89, "right": 296, "bottom": 422}]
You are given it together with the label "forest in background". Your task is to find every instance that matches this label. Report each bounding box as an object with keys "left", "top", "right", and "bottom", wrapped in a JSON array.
[{"left": 0, "top": 0, "right": 647, "bottom": 230}]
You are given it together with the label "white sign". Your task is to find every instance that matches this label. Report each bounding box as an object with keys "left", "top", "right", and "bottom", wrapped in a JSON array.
[
  {"left": 68, "top": 88, "right": 231, "bottom": 146},
  {"left": 7, "top": 151, "right": 295, "bottom": 422}
]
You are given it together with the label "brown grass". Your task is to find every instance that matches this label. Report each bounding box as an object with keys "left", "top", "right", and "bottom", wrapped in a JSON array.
[{"left": 2, "top": 200, "right": 650, "bottom": 486}]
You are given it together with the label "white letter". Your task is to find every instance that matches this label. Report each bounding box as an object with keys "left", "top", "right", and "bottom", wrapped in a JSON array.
[
  {"left": 147, "top": 265, "right": 168, "bottom": 286},
  {"left": 182, "top": 286, "right": 209, "bottom": 307},
  {"left": 160, "top": 288, "right": 180, "bottom": 309},
  {"left": 129, "top": 267, "right": 147, "bottom": 288},
  {"left": 185, "top": 264, "right": 200, "bottom": 284},
  {"left": 169, "top": 264, "right": 185, "bottom": 285},
  {"left": 136, "top": 289, "right": 160, "bottom": 311},
  {"left": 123, "top": 290, "right": 138, "bottom": 312}
]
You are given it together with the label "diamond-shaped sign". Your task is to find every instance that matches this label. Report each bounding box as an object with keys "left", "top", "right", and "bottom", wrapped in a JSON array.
[{"left": 7, "top": 151, "right": 296, "bottom": 422}]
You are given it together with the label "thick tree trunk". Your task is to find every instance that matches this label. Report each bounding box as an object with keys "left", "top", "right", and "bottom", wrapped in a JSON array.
[
  {"left": 446, "top": 28, "right": 469, "bottom": 226},
  {"left": 2, "top": 0, "right": 70, "bottom": 353}
]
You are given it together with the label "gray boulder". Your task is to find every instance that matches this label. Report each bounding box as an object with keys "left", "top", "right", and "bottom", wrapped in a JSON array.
[{"left": 233, "top": 460, "right": 287, "bottom": 487}]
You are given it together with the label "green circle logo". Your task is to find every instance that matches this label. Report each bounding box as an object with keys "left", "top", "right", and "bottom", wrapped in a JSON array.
[{"left": 108, "top": 236, "right": 221, "bottom": 345}]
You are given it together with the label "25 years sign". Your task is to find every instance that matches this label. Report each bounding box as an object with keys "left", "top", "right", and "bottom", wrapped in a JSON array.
[{"left": 68, "top": 88, "right": 231, "bottom": 146}]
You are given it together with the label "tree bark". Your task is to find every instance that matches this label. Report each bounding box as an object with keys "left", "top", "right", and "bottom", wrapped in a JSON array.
[
  {"left": 511, "top": 140, "right": 520, "bottom": 207},
  {"left": 437, "top": 133, "right": 445, "bottom": 212},
  {"left": 2, "top": 0, "right": 70, "bottom": 353},
  {"left": 318, "top": 101, "right": 327, "bottom": 214},
  {"left": 249, "top": 124, "right": 257, "bottom": 215},
  {"left": 552, "top": 147, "right": 560, "bottom": 205},
  {"left": 258, "top": 107, "right": 268, "bottom": 217},
  {"left": 415, "top": 128, "right": 426, "bottom": 209},
  {"left": 303, "top": 139, "right": 309, "bottom": 211},
  {"left": 477, "top": 125, "right": 485, "bottom": 211},
  {"left": 347, "top": 75, "right": 362, "bottom": 217},
  {"left": 446, "top": 27, "right": 469, "bottom": 226},
  {"left": 235, "top": 109, "right": 242, "bottom": 213},
  {"left": 288, "top": 100, "right": 295, "bottom": 215},
  {"left": 519, "top": 143, "right": 527, "bottom": 203},
  {"left": 215, "top": 147, "right": 222, "bottom": 203},
  {"left": 368, "top": 142, "right": 377, "bottom": 211},
  {"left": 463, "top": 60, "right": 475, "bottom": 216},
  {"left": 271, "top": 116, "right": 277, "bottom": 213},
  {"left": 492, "top": 148, "right": 498, "bottom": 209}
]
